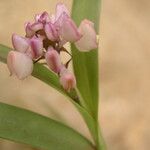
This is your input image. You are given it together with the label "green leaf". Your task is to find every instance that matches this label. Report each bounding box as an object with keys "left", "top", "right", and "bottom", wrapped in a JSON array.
[
  {"left": 71, "top": 0, "right": 100, "bottom": 121},
  {"left": 71, "top": 1, "right": 106, "bottom": 150},
  {"left": 0, "top": 102, "right": 94, "bottom": 150},
  {"left": 0, "top": 44, "right": 98, "bottom": 147}
]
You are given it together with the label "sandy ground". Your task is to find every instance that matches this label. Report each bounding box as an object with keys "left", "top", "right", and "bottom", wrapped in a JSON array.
[{"left": 0, "top": 0, "right": 150, "bottom": 150}]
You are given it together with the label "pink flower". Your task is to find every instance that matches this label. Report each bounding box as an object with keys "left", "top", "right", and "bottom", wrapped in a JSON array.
[
  {"left": 58, "top": 13, "right": 82, "bottom": 42},
  {"left": 12, "top": 34, "right": 29, "bottom": 53},
  {"left": 25, "top": 22, "right": 43, "bottom": 38},
  {"left": 29, "top": 36, "right": 43, "bottom": 59},
  {"left": 12, "top": 34, "right": 43, "bottom": 59},
  {"left": 45, "top": 23, "right": 59, "bottom": 41},
  {"left": 35, "top": 11, "right": 50, "bottom": 24},
  {"left": 7, "top": 51, "right": 33, "bottom": 79},
  {"left": 75, "top": 19, "right": 98, "bottom": 51},
  {"left": 59, "top": 66, "right": 76, "bottom": 91},
  {"left": 55, "top": 3, "right": 70, "bottom": 21},
  {"left": 45, "top": 3, "right": 81, "bottom": 43},
  {"left": 25, "top": 23, "right": 35, "bottom": 38},
  {"left": 45, "top": 47, "right": 62, "bottom": 73}
]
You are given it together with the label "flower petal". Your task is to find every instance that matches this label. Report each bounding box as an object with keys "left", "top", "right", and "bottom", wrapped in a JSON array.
[
  {"left": 75, "top": 19, "right": 98, "bottom": 51},
  {"left": 12, "top": 34, "right": 29, "bottom": 53},
  {"left": 25, "top": 22, "right": 35, "bottom": 38},
  {"left": 50, "top": 14, "right": 56, "bottom": 24},
  {"left": 45, "top": 47, "right": 61, "bottom": 73},
  {"left": 29, "top": 36, "right": 43, "bottom": 59},
  {"left": 35, "top": 11, "right": 50, "bottom": 24},
  {"left": 59, "top": 13, "right": 82, "bottom": 42},
  {"left": 7, "top": 51, "right": 33, "bottom": 79},
  {"left": 59, "top": 66, "right": 76, "bottom": 91},
  {"left": 30, "top": 22, "right": 43, "bottom": 32},
  {"left": 55, "top": 3, "right": 70, "bottom": 21},
  {"left": 45, "top": 23, "right": 59, "bottom": 41},
  {"left": 25, "top": 22, "right": 43, "bottom": 38}
]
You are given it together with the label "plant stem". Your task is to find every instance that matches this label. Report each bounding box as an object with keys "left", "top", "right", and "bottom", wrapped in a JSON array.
[{"left": 96, "top": 123, "right": 106, "bottom": 150}]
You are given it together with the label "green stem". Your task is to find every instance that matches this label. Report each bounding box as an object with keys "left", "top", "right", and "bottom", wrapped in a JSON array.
[{"left": 96, "top": 123, "right": 106, "bottom": 150}]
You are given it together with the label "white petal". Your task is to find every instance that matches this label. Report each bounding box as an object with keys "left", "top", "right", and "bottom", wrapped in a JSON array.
[
  {"left": 60, "top": 14, "right": 82, "bottom": 42},
  {"left": 55, "top": 3, "right": 70, "bottom": 21},
  {"left": 12, "top": 34, "right": 29, "bottom": 53},
  {"left": 75, "top": 19, "right": 98, "bottom": 52},
  {"left": 7, "top": 51, "right": 33, "bottom": 79}
]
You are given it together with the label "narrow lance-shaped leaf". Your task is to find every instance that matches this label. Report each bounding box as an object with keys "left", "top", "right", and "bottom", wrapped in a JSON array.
[
  {"left": 0, "top": 102, "right": 94, "bottom": 150},
  {"left": 71, "top": 0, "right": 100, "bottom": 121},
  {"left": 0, "top": 44, "right": 98, "bottom": 147},
  {"left": 71, "top": 1, "right": 107, "bottom": 150}
]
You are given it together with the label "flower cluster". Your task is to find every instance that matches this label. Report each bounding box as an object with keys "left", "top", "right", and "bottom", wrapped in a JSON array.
[{"left": 7, "top": 3, "right": 98, "bottom": 91}]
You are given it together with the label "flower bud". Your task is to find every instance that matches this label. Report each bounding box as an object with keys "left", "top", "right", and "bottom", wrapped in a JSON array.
[
  {"left": 59, "top": 13, "right": 82, "bottom": 42},
  {"left": 45, "top": 47, "right": 61, "bottom": 73},
  {"left": 31, "top": 22, "right": 43, "bottom": 32},
  {"left": 12, "top": 34, "right": 29, "bottom": 53},
  {"left": 35, "top": 11, "right": 50, "bottom": 24},
  {"left": 59, "top": 66, "right": 76, "bottom": 91},
  {"left": 75, "top": 19, "right": 98, "bottom": 51},
  {"left": 7, "top": 51, "right": 33, "bottom": 79},
  {"left": 25, "top": 22, "right": 35, "bottom": 38},
  {"left": 29, "top": 36, "right": 43, "bottom": 59},
  {"left": 45, "top": 23, "right": 59, "bottom": 41},
  {"left": 25, "top": 22, "right": 43, "bottom": 38}
]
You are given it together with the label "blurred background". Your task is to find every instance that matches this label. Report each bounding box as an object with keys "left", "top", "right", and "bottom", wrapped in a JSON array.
[{"left": 0, "top": 0, "right": 150, "bottom": 150}]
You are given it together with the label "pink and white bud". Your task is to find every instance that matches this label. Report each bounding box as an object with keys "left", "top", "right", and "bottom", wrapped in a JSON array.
[
  {"left": 35, "top": 11, "right": 50, "bottom": 24},
  {"left": 30, "top": 22, "right": 43, "bottom": 32},
  {"left": 55, "top": 3, "right": 70, "bottom": 21},
  {"left": 59, "top": 66, "right": 76, "bottom": 91},
  {"left": 7, "top": 51, "right": 33, "bottom": 79},
  {"left": 12, "top": 34, "right": 29, "bottom": 53},
  {"left": 29, "top": 36, "right": 43, "bottom": 59},
  {"left": 25, "top": 22, "right": 43, "bottom": 38},
  {"left": 45, "top": 47, "right": 61, "bottom": 73},
  {"left": 75, "top": 19, "right": 98, "bottom": 52},
  {"left": 45, "top": 23, "right": 59, "bottom": 41},
  {"left": 25, "top": 22, "right": 35, "bottom": 38},
  {"left": 59, "top": 13, "right": 82, "bottom": 42}
]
